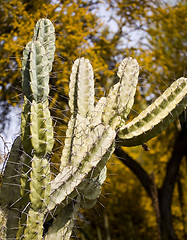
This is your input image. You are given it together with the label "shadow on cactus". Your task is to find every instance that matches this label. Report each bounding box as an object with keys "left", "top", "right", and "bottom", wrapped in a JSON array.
[{"left": 0, "top": 18, "right": 186, "bottom": 239}]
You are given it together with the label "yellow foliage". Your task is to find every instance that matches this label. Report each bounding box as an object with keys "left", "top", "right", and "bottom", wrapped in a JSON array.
[{"left": 0, "top": 0, "right": 186, "bottom": 239}]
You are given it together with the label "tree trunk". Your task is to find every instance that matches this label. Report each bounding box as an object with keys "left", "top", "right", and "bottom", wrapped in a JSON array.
[
  {"left": 158, "top": 125, "right": 187, "bottom": 240},
  {"left": 114, "top": 147, "right": 162, "bottom": 240}
]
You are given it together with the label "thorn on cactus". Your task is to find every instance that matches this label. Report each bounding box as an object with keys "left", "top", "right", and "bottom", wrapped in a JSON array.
[{"left": 0, "top": 18, "right": 186, "bottom": 240}]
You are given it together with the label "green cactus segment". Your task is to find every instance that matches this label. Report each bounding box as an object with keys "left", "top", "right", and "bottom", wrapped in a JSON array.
[
  {"left": 0, "top": 137, "right": 22, "bottom": 239},
  {"left": 81, "top": 166, "right": 107, "bottom": 209},
  {"left": 17, "top": 154, "right": 49, "bottom": 239},
  {"left": 102, "top": 57, "right": 139, "bottom": 127},
  {"left": 45, "top": 197, "right": 80, "bottom": 240},
  {"left": 118, "top": 77, "right": 187, "bottom": 146},
  {"left": 30, "top": 100, "right": 54, "bottom": 155},
  {"left": 23, "top": 209, "right": 44, "bottom": 240},
  {"left": 0, "top": 137, "right": 22, "bottom": 206},
  {"left": 83, "top": 166, "right": 107, "bottom": 200},
  {"left": 22, "top": 156, "right": 50, "bottom": 239},
  {"left": 49, "top": 126, "right": 116, "bottom": 211},
  {"left": 69, "top": 58, "right": 95, "bottom": 117},
  {"left": 29, "top": 155, "right": 51, "bottom": 211},
  {"left": 34, "top": 18, "right": 55, "bottom": 72},
  {"left": 79, "top": 142, "right": 115, "bottom": 209},
  {"left": 16, "top": 154, "right": 32, "bottom": 239},
  {"left": 29, "top": 41, "right": 50, "bottom": 102},
  {"left": 19, "top": 19, "right": 54, "bottom": 239}
]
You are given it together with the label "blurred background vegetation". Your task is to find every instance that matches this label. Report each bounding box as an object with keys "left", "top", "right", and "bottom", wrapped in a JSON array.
[{"left": 0, "top": 0, "right": 186, "bottom": 239}]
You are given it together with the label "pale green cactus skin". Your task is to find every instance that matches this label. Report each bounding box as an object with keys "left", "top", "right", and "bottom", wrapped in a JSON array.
[
  {"left": 0, "top": 18, "right": 186, "bottom": 240},
  {"left": 0, "top": 137, "right": 22, "bottom": 239},
  {"left": 33, "top": 18, "right": 55, "bottom": 72},
  {"left": 18, "top": 19, "right": 55, "bottom": 239}
]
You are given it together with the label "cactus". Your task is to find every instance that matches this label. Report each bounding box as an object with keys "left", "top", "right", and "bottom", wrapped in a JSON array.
[{"left": 0, "top": 18, "right": 186, "bottom": 239}]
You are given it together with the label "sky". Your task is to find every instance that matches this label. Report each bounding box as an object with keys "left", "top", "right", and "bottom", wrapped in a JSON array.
[{"left": 0, "top": 105, "right": 21, "bottom": 168}]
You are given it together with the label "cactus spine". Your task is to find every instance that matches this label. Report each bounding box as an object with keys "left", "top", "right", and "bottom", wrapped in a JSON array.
[{"left": 0, "top": 19, "right": 186, "bottom": 239}]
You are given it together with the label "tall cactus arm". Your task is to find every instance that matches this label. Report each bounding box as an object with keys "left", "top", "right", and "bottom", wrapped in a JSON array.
[
  {"left": 80, "top": 165, "right": 107, "bottom": 209},
  {"left": 60, "top": 58, "right": 95, "bottom": 169},
  {"left": 20, "top": 25, "right": 54, "bottom": 239},
  {"left": 33, "top": 18, "right": 55, "bottom": 72},
  {"left": 102, "top": 57, "right": 139, "bottom": 128},
  {"left": 117, "top": 77, "right": 187, "bottom": 146}
]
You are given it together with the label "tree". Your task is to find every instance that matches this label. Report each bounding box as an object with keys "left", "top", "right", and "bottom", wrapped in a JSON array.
[{"left": 0, "top": 0, "right": 186, "bottom": 239}]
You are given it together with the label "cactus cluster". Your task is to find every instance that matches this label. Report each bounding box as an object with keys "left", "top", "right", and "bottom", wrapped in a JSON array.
[{"left": 0, "top": 19, "right": 187, "bottom": 239}]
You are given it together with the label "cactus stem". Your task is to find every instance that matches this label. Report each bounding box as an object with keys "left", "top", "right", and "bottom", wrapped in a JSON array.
[{"left": 1, "top": 18, "right": 186, "bottom": 240}]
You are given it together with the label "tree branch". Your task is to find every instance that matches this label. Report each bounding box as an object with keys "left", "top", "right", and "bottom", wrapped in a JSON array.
[
  {"left": 158, "top": 120, "right": 187, "bottom": 240},
  {"left": 114, "top": 147, "right": 153, "bottom": 198}
]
